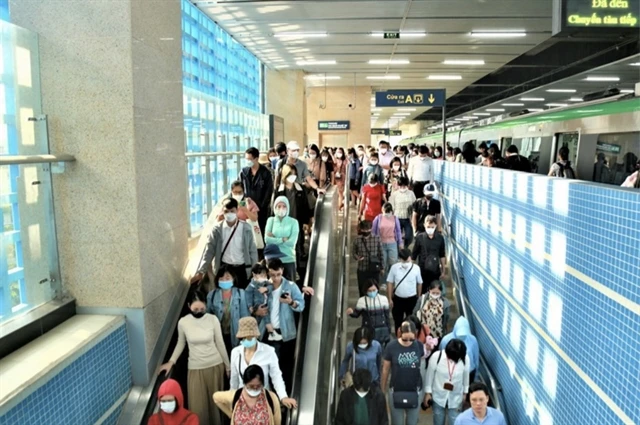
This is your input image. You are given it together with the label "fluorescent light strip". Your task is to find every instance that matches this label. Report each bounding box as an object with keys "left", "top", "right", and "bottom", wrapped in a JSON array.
[
  {"left": 528, "top": 108, "right": 544, "bottom": 112},
  {"left": 274, "top": 32, "right": 327, "bottom": 38},
  {"left": 502, "top": 103, "right": 524, "bottom": 106},
  {"left": 620, "top": 89, "right": 635, "bottom": 93},
  {"left": 486, "top": 108, "right": 505, "bottom": 112},
  {"left": 393, "top": 113, "right": 411, "bottom": 116},
  {"left": 274, "top": 65, "right": 290, "bottom": 69},
  {"left": 546, "top": 89, "right": 576, "bottom": 93},
  {"left": 473, "top": 112, "right": 491, "bottom": 116},
  {"left": 520, "top": 97, "right": 545, "bottom": 101},
  {"left": 304, "top": 75, "right": 341, "bottom": 80},
  {"left": 370, "top": 32, "right": 426, "bottom": 38},
  {"left": 462, "top": 116, "right": 479, "bottom": 120},
  {"left": 428, "top": 75, "right": 462, "bottom": 80},
  {"left": 443, "top": 59, "right": 485, "bottom": 65},
  {"left": 546, "top": 103, "right": 568, "bottom": 107},
  {"left": 584, "top": 76, "right": 620, "bottom": 82},
  {"left": 368, "top": 59, "right": 410, "bottom": 65},
  {"left": 629, "top": 63, "right": 640, "bottom": 66},
  {"left": 470, "top": 31, "right": 526, "bottom": 38},
  {"left": 397, "top": 108, "right": 416, "bottom": 111},
  {"left": 296, "top": 60, "right": 336, "bottom": 65},
  {"left": 366, "top": 75, "right": 401, "bottom": 80},
  {"left": 569, "top": 97, "right": 583, "bottom": 102}
]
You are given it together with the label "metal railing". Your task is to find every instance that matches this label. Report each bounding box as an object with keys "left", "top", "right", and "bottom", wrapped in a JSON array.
[{"left": 0, "top": 153, "right": 76, "bottom": 166}]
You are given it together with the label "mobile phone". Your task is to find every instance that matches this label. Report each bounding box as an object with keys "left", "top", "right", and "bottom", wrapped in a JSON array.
[{"left": 280, "top": 292, "right": 289, "bottom": 299}]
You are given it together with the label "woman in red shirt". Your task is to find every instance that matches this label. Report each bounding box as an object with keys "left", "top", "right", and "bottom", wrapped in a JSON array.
[{"left": 360, "top": 173, "right": 386, "bottom": 222}]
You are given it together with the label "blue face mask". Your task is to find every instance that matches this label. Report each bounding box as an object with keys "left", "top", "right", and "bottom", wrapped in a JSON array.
[
  {"left": 241, "top": 337, "right": 257, "bottom": 348},
  {"left": 367, "top": 290, "right": 378, "bottom": 298},
  {"left": 219, "top": 280, "right": 233, "bottom": 290}
]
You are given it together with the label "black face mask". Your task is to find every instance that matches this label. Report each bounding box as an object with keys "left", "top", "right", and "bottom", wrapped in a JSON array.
[{"left": 191, "top": 311, "right": 205, "bottom": 319}]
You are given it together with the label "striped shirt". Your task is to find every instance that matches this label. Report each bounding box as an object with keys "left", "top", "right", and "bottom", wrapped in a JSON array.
[{"left": 389, "top": 189, "right": 416, "bottom": 219}]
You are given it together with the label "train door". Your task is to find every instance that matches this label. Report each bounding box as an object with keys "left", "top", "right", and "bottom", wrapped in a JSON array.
[
  {"left": 554, "top": 131, "right": 580, "bottom": 165},
  {"left": 500, "top": 137, "right": 512, "bottom": 155}
]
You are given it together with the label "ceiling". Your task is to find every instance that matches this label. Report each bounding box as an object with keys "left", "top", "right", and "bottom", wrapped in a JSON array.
[{"left": 192, "top": 0, "right": 638, "bottom": 128}]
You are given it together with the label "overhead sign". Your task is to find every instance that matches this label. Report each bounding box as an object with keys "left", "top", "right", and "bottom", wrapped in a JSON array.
[
  {"left": 596, "top": 141, "right": 622, "bottom": 153},
  {"left": 375, "top": 89, "right": 446, "bottom": 107},
  {"left": 371, "top": 128, "right": 390, "bottom": 135},
  {"left": 390, "top": 130, "right": 402, "bottom": 136},
  {"left": 384, "top": 32, "right": 400, "bottom": 39},
  {"left": 318, "top": 121, "right": 350, "bottom": 130},
  {"left": 564, "top": 0, "right": 639, "bottom": 28}
]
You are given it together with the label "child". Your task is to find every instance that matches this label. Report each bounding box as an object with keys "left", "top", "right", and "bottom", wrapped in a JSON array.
[
  {"left": 245, "top": 263, "right": 275, "bottom": 337},
  {"left": 346, "top": 279, "right": 392, "bottom": 346}
]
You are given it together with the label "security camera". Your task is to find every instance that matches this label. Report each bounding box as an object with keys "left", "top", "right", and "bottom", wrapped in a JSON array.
[
  {"left": 319, "top": 102, "right": 326, "bottom": 109},
  {"left": 348, "top": 103, "right": 355, "bottom": 110}
]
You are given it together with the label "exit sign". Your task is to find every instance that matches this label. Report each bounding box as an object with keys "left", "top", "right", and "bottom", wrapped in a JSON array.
[{"left": 384, "top": 32, "right": 400, "bottom": 39}]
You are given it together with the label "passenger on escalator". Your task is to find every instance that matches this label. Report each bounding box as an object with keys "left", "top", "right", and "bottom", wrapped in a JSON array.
[
  {"left": 361, "top": 153, "right": 385, "bottom": 191},
  {"left": 160, "top": 293, "right": 229, "bottom": 425},
  {"left": 440, "top": 317, "right": 479, "bottom": 384},
  {"left": 352, "top": 220, "right": 384, "bottom": 296},
  {"left": 378, "top": 140, "right": 395, "bottom": 173},
  {"left": 339, "top": 327, "right": 383, "bottom": 388},
  {"left": 454, "top": 382, "right": 506, "bottom": 425},
  {"left": 372, "top": 203, "right": 403, "bottom": 280},
  {"left": 407, "top": 145, "right": 434, "bottom": 199},
  {"left": 245, "top": 263, "right": 275, "bottom": 337},
  {"left": 412, "top": 215, "right": 446, "bottom": 292},
  {"left": 333, "top": 147, "right": 348, "bottom": 208},
  {"left": 388, "top": 177, "right": 416, "bottom": 247},
  {"left": 386, "top": 249, "right": 422, "bottom": 334},
  {"left": 229, "top": 317, "right": 297, "bottom": 410},
  {"left": 360, "top": 174, "right": 386, "bottom": 222},
  {"left": 265, "top": 196, "right": 299, "bottom": 282},
  {"left": 411, "top": 184, "right": 441, "bottom": 235},
  {"left": 148, "top": 378, "right": 199, "bottom": 425},
  {"left": 206, "top": 266, "right": 251, "bottom": 357},
  {"left": 307, "top": 144, "right": 331, "bottom": 188},
  {"left": 381, "top": 321, "right": 426, "bottom": 425},
  {"left": 240, "top": 147, "right": 274, "bottom": 237},
  {"left": 385, "top": 157, "right": 409, "bottom": 193},
  {"left": 335, "top": 368, "right": 388, "bottom": 425},
  {"left": 346, "top": 279, "right": 391, "bottom": 345},
  {"left": 425, "top": 339, "right": 470, "bottom": 425},
  {"left": 414, "top": 280, "right": 451, "bottom": 341},
  {"left": 214, "top": 365, "right": 282, "bottom": 425},
  {"left": 348, "top": 148, "right": 363, "bottom": 206}
]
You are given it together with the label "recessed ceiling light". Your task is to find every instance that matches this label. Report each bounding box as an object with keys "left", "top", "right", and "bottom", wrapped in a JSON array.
[
  {"left": 304, "top": 75, "right": 341, "bottom": 80},
  {"left": 367, "top": 75, "right": 401, "bottom": 80},
  {"left": 274, "top": 32, "right": 327, "bottom": 38},
  {"left": 368, "top": 59, "right": 410, "bottom": 65},
  {"left": 528, "top": 108, "right": 544, "bottom": 112},
  {"left": 462, "top": 116, "right": 479, "bottom": 120},
  {"left": 397, "top": 108, "right": 416, "bottom": 111},
  {"left": 428, "top": 75, "right": 462, "bottom": 80},
  {"left": 569, "top": 97, "right": 583, "bottom": 102},
  {"left": 470, "top": 31, "right": 526, "bottom": 38},
  {"left": 546, "top": 89, "right": 576, "bottom": 93},
  {"left": 473, "top": 112, "right": 491, "bottom": 116},
  {"left": 584, "top": 76, "right": 620, "bottom": 82},
  {"left": 620, "top": 89, "right": 635, "bottom": 93},
  {"left": 443, "top": 59, "right": 485, "bottom": 65},
  {"left": 629, "top": 63, "right": 640, "bottom": 66},
  {"left": 393, "top": 113, "right": 411, "bottom": 116},
  {"left": 274, "top": 65, "right": 290, "bottom": 69},
  {"left": 520, "top": 97, "right": 545, "bottom": 101},
  {"left": 546, "top": 103, "right": 568, "bottom": 107},
  {"left": 486, "top": 108, "right": 505, "bottom": 112},
  {"left": 371, "top": 31, "right": 426, "bottom": 38},
  {"left": 502, "top": 103, "right": 524, "bottom": 106},
  {"left": 296, "top": 60, "right": 336, "bottom": 65}
]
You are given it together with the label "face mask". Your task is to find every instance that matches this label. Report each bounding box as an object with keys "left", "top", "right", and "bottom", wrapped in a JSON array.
[
  {"left": 430, "top": 293, "right": 441, "bottom": 300},
  {"left": 276, "top": 209, "right": 287, "bottom": 217},
  {"left": 241, "top": 337, "right": 257, "bottom": 348},
  {"left": 393, "top": 165, "right": 401, "bottom": 171},
  {"left": 160, "top": 400, "right": 177, "bottom": 414},
  {"left": 367, "top": 290, "right": 378, "bottom": 298},
  {"left": 400, "top": 262, "right": 410, "bottom": 269},
  {"left": 380, "top": 148, "right": 388, "bottom": 154},
  {"left": 232, "top": 194, "right": 244, "bottom": 202},
  {"left": 286, "top": 175, "right": 297, "bottom": 183},
  {"left": 369, "top": 160, "right": 378, "bottom": 166},
  {"left": 384, "top": 212, "right": 392, "bottom": 217},
  {"left": 358, "top": 343, "right": 369, "bottom": 350},
  {"left": 246, "top": 160, "right": 255, "bottom": 167},
  {"left": 224, "top": 212, "right": 237, "bottom": 222},
  {"left": 269, "top": 157, "right": 278, "bottom": 162},
  {"left": 309, "top": 153, "right": 317, "bottom": 159},
  {"left": 336, "top": 153, "right": 343, "bottom": 159},
  {"left": 246, "top": 388, "right": 262, "bottom": 398},
  {"left": 191, "top": 311, "right": 205, "bottom": 319},
  {"left": 290, "top": 151, "right": 300, "bottom": 159},
  {"left": 218, "top": 280, "right": 233, "bottom": 290},
  {"left": 321, "top": 156, "right": 328, "bottom": 162},
  {"left": 254, "top": 277, "right": 267, "bottom": 283},
  {"left": 357, "top": 151, "right": 364, "bottom": 156},
  {"left": 426, "top": 228, "right": 436, "bottom": 236},
  {"left": 369, "top": 182, "right": 377, "bottom": 187},
  {"left": 355, "top": 390, "right": 369, "bottom": 398}
]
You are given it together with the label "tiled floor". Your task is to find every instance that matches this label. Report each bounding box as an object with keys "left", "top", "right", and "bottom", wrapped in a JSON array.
[{"left": 342, "top": 209, "right": 459, "bottom": 425}]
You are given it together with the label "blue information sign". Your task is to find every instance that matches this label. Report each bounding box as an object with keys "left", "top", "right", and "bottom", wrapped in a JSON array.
[{"left": 375, "top": 89, "right": 446, "bottom": 107}]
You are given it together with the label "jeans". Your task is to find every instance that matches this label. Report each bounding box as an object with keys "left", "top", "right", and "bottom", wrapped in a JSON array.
[
  {"left": 388, "top": 390, "right": 420, "bottom": 425},
  {"left": 432, "top": 401, "right": 460, "bottom": 425},
  {"left": 283, "top": 262, "right": 297, "bottom": 283},
  {"left": 398, "top": 218, "right": 413, "bottom": 247},
  {"left": 382, "top": 242, "right": 399, "bottom": 276}
]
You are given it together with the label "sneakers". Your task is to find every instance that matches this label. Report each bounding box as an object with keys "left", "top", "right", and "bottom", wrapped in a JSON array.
[{"left": 268, "top": 331, "right": 283, "bottom": 342}]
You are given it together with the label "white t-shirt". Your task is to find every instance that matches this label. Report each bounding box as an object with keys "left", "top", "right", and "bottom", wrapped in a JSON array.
[
  {"left": 270, "top": 285, "right": 283, "bottom": 329},
  {"left": 387, "top": 263, "right": 422, "bottom": 298}
]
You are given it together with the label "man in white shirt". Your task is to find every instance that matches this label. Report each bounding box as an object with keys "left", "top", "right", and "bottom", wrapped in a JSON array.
[
  {"left": 378, "top": 140, "right": 395, "bottom": 172},
  {"left": 387, "top": 248, "right": 423, "bottom": 332},
  {"left": 407, "top": 145, "right": 434, "bottom": 199}
]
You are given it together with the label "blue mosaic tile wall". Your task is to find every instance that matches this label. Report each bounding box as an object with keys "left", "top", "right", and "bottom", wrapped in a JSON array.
[
  {"left": 434, "top": 161, "right": 640, "bottom": 425},
  {"left": 0, "top": 324, "right": 132, "bottom": 425}
]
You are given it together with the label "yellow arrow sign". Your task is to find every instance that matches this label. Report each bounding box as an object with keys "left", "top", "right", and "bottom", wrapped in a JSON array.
[{"left": 428, "top": 94, "right": 436, "bottom": 104}]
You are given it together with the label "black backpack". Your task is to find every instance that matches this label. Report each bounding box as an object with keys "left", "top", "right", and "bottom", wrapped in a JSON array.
[{"left": 555, "top": 162, "right": 575, "bottom": 179}]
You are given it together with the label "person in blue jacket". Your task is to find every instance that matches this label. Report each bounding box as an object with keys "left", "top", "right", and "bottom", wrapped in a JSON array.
[
  {"left": 440, "top": 316, "right": 479, "bottom": 382},
  {"left": 206, "top": 265, "right": 250, "bottom": 357},
  {"left": 339, "top": 327, "right": 383, "bottom": 387},
  {"left": 265, "top": 196, "right": 300, "bottom": 282}
]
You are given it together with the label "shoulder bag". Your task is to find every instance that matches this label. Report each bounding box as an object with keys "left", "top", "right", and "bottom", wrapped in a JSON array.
[{"left": 343, "top": 349, "right": 357, "bottom": 387}]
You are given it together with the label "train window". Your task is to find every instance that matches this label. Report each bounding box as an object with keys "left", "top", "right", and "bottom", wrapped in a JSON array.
[{"left": 593, "top": 132, "right": 640, "bottom": 186}]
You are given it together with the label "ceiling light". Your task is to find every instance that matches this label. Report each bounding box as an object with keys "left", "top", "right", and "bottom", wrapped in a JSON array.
[
  {"left": 368, "top": 59, "right": 410, "bottom": 65},
  {"left": 397, "top": 108, "right": 416, "bottom": 111},
  {"left": 486, "top": 108, "right": 505, "bottom": 112},
  {"left": 304, "top": 75, "right": 341, "bottom": 80},
  {"left": 296, "top": 60, "right": 336, "bottom": 65},
  {"left": 546, "top": 89, "right": 576, "bottom": 93},
  {"left": 393, "top": 113, "right": 411, "bottom": 116},
  {"left": 462, "top": 116, "right": 479, "bottom": 120},
  {"left": 428, "top": 75, "right": 462, "bottom": 80},
  {"left": 620, "top": 89, "right": 635, "bottom": 93},
  {"left": 584, "top": 76, "right": 620, "bottom": 82},
  {"left": 473, "top": 112, "right": 491, "bottom": 116},
  {"left": 274, "top": 65, "right": 290, "bottom": 69},
  {"left": 443, "top": 59, "right": 485, "bottom": 65},
  {"left": 629, "top": 63, "right": 640, "bottom": 66},
  {"left": 569, "top": 97, "right": 583, "bottom": 102},
  {"left": 528, "top": 108, "right": 544, "bottom": 112},
  {"left": 274, "top": 32, "right": 327, "bottom": 38},
  {"left": 502, "top": 103, "right": 524, "bottom": 106},
  {"left": 370, "top": 31, "right": 426, "bottom": 38},
  {"left": 366, "top": 75, "right": 401, "bottom": 80},
  {"left": 546, "top": 103, "right": 568, "bottom": 107},
  {"left": 470, "top": 31, "right": 526, "bottom": 38},
  {"left": 520, "top": 97, "right": 545, "bottom": 101}
]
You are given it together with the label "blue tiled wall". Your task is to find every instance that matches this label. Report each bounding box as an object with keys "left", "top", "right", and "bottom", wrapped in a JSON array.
[
  {"left": 0, "top": 325, "right": 132, "bottom": 425},
  {"left": 434, "top": 161, "right": 640, "bottom": 425}
]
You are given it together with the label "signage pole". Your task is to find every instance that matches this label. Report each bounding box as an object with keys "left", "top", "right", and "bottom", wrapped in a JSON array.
[{"left": 442, "top": 100, "right": 447, "bottom": 153}]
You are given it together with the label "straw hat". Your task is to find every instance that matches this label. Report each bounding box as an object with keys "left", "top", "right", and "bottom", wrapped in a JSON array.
[{"left": 236, "top": 317, "right": 261, "bottom": 339}]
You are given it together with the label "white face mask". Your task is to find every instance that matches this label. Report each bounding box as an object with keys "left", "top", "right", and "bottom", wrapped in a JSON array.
[
  {"left": 286, "top": 175, "right": 297, "bottom": 183},
  {"left": 160, "top": 400, "right": 177, "bottom": 414},
  {"left": 393, "top": 165, "right": 401, "bottom": 171},
  {"left": 276, "top": 208, "right": 287, "bottom": 217},
  {"left": 269, "top": 156, "right": 278, "bottom": 162},
  {"left": 426, "top": 228, "right": 436, "bottom": 236},
  {"left": 321, "top": 156, "right": 328, "bottom": 162},
  {"left": 355, "top": 390, "right": 369, "bottom": 398},
  {"left": 309, "top": 153, "right": 317, "bottom": 159},
  {"left": 400, "top": 262, "right": 411, "bottom": 269},
  {"left": 224, "top": 212, "right": 237, "bottom": 222},
  {"left": 384, "top": 212, "right": 392, "bottom": 217},
  {"left": 434, "top": 151, "right": 441, "bottom": 157},
  {"left": 430, "top": 292, "right": 441, "bottom": 300},
  {"left": 246, "top": 387, "right": 262, "bottom": 398},
  {"left": 336, "top": 153, "right": 343, "bottom": 158},
  {"left": 358, "top": 343, "right": 369, "bottom": 350},
  {"left": 290, "top": 151, "right": 300, "bottom": 159},
  {"left": 246, "top": 159, "right": 255, "bottom": 167},
  {"left": 369, "top": 182, "right": 377, "bottom": 187},
  {"left": 369, "top": 160, "right": 378, "bottom": 166},
  {"left": 380, "top": 148, "right": 388, "bottom": 154},
  {"left": 232, "top": 194, "right": 243, "bottom": 202}
]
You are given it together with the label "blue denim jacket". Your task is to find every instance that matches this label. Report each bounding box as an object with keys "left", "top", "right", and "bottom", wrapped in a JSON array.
[
  {"left": 268, "top": 278, "right": 305, "bottom": 342},
  {"left": 206, "top": 287, "right": 250, "bottom": 347}
]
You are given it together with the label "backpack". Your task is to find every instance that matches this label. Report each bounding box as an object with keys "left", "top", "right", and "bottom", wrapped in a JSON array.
[
  {"left": 232, "top": 388, "right": 275, "bottom": 413},
  {"left": 555, "top": 162, "right": 575, "bottom": 179}
]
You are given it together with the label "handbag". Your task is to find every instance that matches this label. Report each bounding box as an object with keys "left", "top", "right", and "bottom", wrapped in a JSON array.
[
  {"left": 247, "top": 219, "right": 264, "bottom": 249},
  {"left": 392, "top": 391, "right": 419, "bottom": 409},
  {"left": 343, "top": 350, "right": 356, "bottom": 387}
]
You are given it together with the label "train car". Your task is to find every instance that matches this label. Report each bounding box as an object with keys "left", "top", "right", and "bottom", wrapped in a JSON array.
[{"left": 413, "top": 95, "right": 640, "bottom": 186}]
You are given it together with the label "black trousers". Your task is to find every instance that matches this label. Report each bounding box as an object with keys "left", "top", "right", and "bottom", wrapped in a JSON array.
[
  {"left": 264, "top": 332, "right": 297, "bottom": 394},
  {"left": 412, "top": 180, "right": 429, "bottom": 200},
  {"left": 421, "top": 268, "right": 441, "bottom": 295},
  {"left": 392, "top": 295, "right": 418, "bottom": 333},
  {"left": 222, "top": 263, "right": 249, "bottom": 290}
]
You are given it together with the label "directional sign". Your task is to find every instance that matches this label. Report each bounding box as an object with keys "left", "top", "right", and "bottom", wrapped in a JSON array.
[
  {"left": 375, "top": 89, "right": 446, "bottom": 107},
  {"left": 384, "top": 32, "right": 400, "bottom": 39},
  {"left": 390, "top": 130, "right": 402, "bottom": 136},
  {"left": 371, "top": 128, "right": 390, "bottom": 135},
  {"left": 318, "top": 121, "right": 350, "bottom": 130}
]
